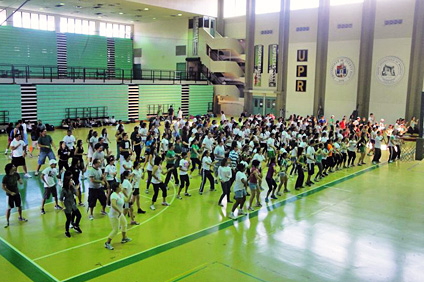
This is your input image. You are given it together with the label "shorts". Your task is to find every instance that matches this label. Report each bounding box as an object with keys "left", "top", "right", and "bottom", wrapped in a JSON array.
[
  {"left": 12, "top": 156, "right": 26, "bottom": 167},
  {"left": 44, "top": 186, "right": 57, "bottom": 199},
  {"left": 371, "top": 139, "right": 375, "bottom": 144},
  {"left": 38, "top": 150, "right": 56, "bottom": 165},
  {"left": 88, "top": 188, "right": 107, "bottom": 208},
  {"left": 8, "top": 194, "right": 22, "bottom": 209},
  {"left": 267, "top": 150, "right": 276, "bottom": 159},
  {"left": 234, "top": 189, "right": 247, "bottom": 199},
  {"left": 133, "top": 188, "right": 140, "bottom": 196},
  {"left": 248, "top": 182, "right": 258, "bottom": 190},
  {"left": 102, "top": 143, "right": 109, "bottom": 150},
  {"left": 279, "top": 171, "right": 287, "bottom": 178},
  {"left": 124, "top": 202, "right": 133, "bottom": 209},
  {"left": 307, "top": 163, "right": 315, "bottom": 175}
]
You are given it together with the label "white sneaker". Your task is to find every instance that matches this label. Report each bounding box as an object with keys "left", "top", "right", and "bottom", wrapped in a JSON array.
[
  {"left": 34, "top": 171, "right": 39, "bottom": 176},
  {"left": 176, "top": 195, "right": 182, "bottom": 200},
  {"left": 162, "top": 202, "right": 170, "bottom": 206},
  {"left": 104, "top": 242, "right": 114, "bottom": 250},
  {"left": 89, "top": 215, "right": 94, "bottom": 220},
  {"left": 145, "top": 189, "right": 149, "bottom": 194},
  {"left": 228, "top": 212, "right": 236, "bottom": 219},
  {"left": 150, "top": 205, "right": 155, "bottom": 210},
  {"left": 238, "top": 209, "right": 246, "bottom": 216},
  {"left": 24, "top": 173, "right": 32, "bottom": 178}
]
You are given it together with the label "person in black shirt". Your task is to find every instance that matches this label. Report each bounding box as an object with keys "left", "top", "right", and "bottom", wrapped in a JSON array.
[
  {"left": 58, "top": 141, "right": 71, "bottom": 175},
  {"left": 130, "top": 126, "right": 139, "bottom": 151},
  {"left": 2, "top": 163, "right": 28, "bottom": 228},
  {"left": 168, "top": 105, "right": 174, "bottom": 121},
  {"left": 119, "top": 133, "right": 132, "bottom": 164}
]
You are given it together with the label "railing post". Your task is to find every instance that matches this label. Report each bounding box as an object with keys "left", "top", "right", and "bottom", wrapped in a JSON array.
[
  {"left": 160, "top": 70, "right": 162, "bottom": 80},
  {"left": 152, "top": 70, "right": 155, "bottom": 83},
  {"left": 130, "top": 69, "right": 133, "bottom": 83},
  {"left": 103, "top": 69, "right": 106, "bottom": 83},
  {"left": 83, "top": 68, "right": 86, "bottom": 82},
  {"left": 11, "top": 65, "right": 15, "bottom": 84},
  {"left": 50, "top": 67, "right": 53, "bottom": 82},
  {"left": 42, "top": 66, "right": 45, "bottom": 79},
  {"left": 72, "top": 67, "right": 75, "bottom": 82},
  {"left": 25, "top": 66, "right": 29, "bottom": 83},
  {"left": 122, "top": 70, "right": 124, "bottom": 84}
]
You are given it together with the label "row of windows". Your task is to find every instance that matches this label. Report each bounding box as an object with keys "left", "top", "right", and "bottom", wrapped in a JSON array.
[
  {"left": 0, "top": 10, "right": 131, "bottom": 38},
  {"left": 224, "top": 0, "right": 365, "bottom": 18}
]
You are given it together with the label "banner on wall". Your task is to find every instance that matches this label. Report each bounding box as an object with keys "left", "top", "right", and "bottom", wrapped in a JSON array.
[
  {"left": 254, "top": 45, "right": 263, "bottom": 87},
  {"left": 376, "top": 56, "right": 405, "bottom": 86},
  {"left": 192, "top": 17, "right": 199, "bottom": 56},
  {"left": 330, "top": 57, "right": 355, "bottom": 84},
  {"left": 268, "top": 44, "right": 278, "bottom": 87}
]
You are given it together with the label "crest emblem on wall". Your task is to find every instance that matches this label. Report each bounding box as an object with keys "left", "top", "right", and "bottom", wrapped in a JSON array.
[
  {"left": 330, "top": 57, "right": 355, "bottom": 84},
  {"left": 376, "top": 56, "right": 405, "bottom": 85}
]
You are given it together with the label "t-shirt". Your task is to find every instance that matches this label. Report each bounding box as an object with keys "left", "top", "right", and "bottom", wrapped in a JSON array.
[
  {"left": 122, "top": 159, "right": 133, "bottom": 172},
  {"left": 120, "top": 140, "right": 131, "bottom": 157},
  {"left": 202, "top": 137, "right": 214, "bottom": 151},
  {"left": 190, "top": 144, "right": 199, "bottom": 158},
  {"left": 2, "top": 173, "right": 20, "bottom": 195},
  {"left": 88, "top": 167, "right": 103, "bottom": 189},
  {"left": 202, "top": 156, "right": 212, "bottom": 170},
  {"left": 63, "top": 135, "right": 76, "bottom": 149},
  {"left": 266, "top": 163, "right": 275, "bottom": 179},
  {"left": 109, "top": 192, "right": 124, "bottom": 218},
  {"left": 348, "top": 140, "right": 357, "bottom": 151},
  {"left": 266, "top": 138, "right": 275, "bottom": 151},
  {"left": 105, "top": 164, "right": 117, "bottom": 181},
  {"left": 42, "top": 167, "right": 58, "bottom": 187},
  {"left": 11, "top": 139, "right": 25, "bottom": 157},
  {"left": 166, "top": 150, "right": 176, "bottom": 165},
  {"left": 214, "top": 145, "right": 225, "bottom": 160},
  {"left": 38, "top": 135, "right": 53, "bottom": 153},
  {"left": 233, "top": 171, "right": 247, "bottom": 192},
  {"left": 306, "top": 146, "right": 316, "bottom": 164},
  {"left": 132, "top": 168, "right": 142, "bottom": 188},
  {"left": 229, "top": 150, "right": 239, "bottom": 168},
  {"left": 92, "top": 151, "right": 105, "bottom": 168},
  {"left": 161, "top": 139, "right": 169, "bottom": 152},
  {"left": 60, "top": 188, "right": 77, "bottom": 213},
  {"left": 218, "top": 166, "right": 232, "bottom": 182},
  {"left": 89, "top": 136, "right": 98, "bottom": 147},
  {"left": 375, "top": 136, "right": 383, "bottom": 149},
  {"left": 179, "top": 159, "right": 189, "bottom": 175},
  {"left": 121, "top": 179, "right": 132, "bottom": 202}
]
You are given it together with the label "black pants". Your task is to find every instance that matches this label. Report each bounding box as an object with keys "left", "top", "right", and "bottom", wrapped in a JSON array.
[
  {"left": 65, "top": 209, "right": 81, "bottom": 232},
  {"left": 152, "top": 182, "right": 167, "bottom": 202},
  {"left": 146, "top": 170, "right": 153, "bottom": 191},
  {"left": 179, "top": 174, "right": 190, "bottom": 189},
  {"left": 191, "top": 158, "right": 201, "bottom": 172},
  {"left": 341, "top": 152, "right": 347, "bottom": 166},
  {"left": 199, "top": 169, "right": 214, "bottom": 193},
  {"left": 347, "top": 151, "right": 356, "bottom": 166},
  {"left": 395, "top": 145, "right": 401, "bottom": 160},
  {"left": 165, "top": 163, "right": 179, "bottom": 186},
  {"left": 59, "top": 160, "right": 69, "bottom": 172},
  {"left": 295, "top": 166, "right": 304, "bottom": 188},
  {"left": 315, "top": 162, "right": 323, "bottom": 178},
  {"left": 218, "top": 181, "right": 231, "bottom": 204},
  {"left": 134, "top": 146, "right": 142, "bottom": 162},
  {"left": 266, "top": 177, "right": 277, "bottom": 192},
  {"left": 372, "top": 148, "right": 382, "bottom": 163}
]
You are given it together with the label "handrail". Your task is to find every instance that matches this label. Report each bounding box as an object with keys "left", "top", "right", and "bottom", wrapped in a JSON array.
[{"left": 0, "top": 63, "right": 208, "bottom": 83}]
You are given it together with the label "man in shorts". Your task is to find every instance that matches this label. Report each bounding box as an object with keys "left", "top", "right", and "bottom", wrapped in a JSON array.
[
  {"left": 2, "top": 163, "right": 28, "bottom": 228},
  {"left": 10, "top": 134, "right": 31, "bottom": 178},
  {"left": 35, "top": 129, "right": 56, "bottom": 176},
  {"left": 88, "top": 159, "right": 107, "bottom": 220},
  {"left": 41, "top": 159, "right": 62, "bottom": 214}
]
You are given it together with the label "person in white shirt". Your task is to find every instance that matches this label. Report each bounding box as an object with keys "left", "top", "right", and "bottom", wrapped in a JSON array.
[
  {"left": 228, "top": 163, "right": 248, "bottom": 219},
  {"left": 218, "top": 158, "right": 233, "bottom": 206},
  {"left": 177, "top": 108, "right": 183, "bottom": 119},
  {"left": 10, "top": 134, "right": 31, "bottom": 178},
  {"left": 372, "top": 131, "right": 384, "bottom": 164},
  {"left": 305, "top": 140, "right": 316, "bottom": 186},
  {"left": 121, "top": 171, "right": 139, "bottom": 226},
  {"left": 221, "top": 111, "right": 226, "bottom": 122},
  {"left": 199, "top": 150, "right": 216, "bottom": 194},
  {"left": 131, "top": 161, "right": 146, "bottom": 214},
  {"left": 202, "top": 131, "right": 214, "bottom": 152},
  {"left": 41, "top": 159, "right": 62, "bottom": 214},
  {"left": 104, "top": 182, "right": 132, "bottom": 250},
  {"left": 63, "top": 130, "right": 76, "bottom": 155},
  {"left": 177, "top": 152, "right": 191, "bottom": 199},
  {"left": 150, "top": 157, "right": 169, "bottom": 210}
]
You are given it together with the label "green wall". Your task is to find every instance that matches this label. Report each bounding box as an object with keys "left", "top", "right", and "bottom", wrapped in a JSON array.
[
  {"left": 0, "top": 85, "right": 22, "bottom": 123},
  {"left": 37, "top": 85, "right": 128, "bottom": 126},
  {"left": 0, "top": 26, "right": 57, "bottom": 67},
  {"left": 66, "top": 34, "right": 107, "bottom": 69},
  {"left": 139, "top": 85, "right": 182, "bottom": 120},
  {"left": 115, "top": 38, "right": 133, "bottom": 71},
  {"left": 189, "top": 85, "right": 213, "bottom": 116}
]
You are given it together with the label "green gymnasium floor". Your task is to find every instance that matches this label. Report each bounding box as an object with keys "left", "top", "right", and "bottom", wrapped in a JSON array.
[{"left": 0, "top": 125, "right": 423, "bottom": 282}]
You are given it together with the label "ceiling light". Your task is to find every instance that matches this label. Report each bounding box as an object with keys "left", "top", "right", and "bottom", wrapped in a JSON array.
[
  {"left": 153, "top": 17, "right": 156, "bottom": 20},
  {"left": 177, "top": 13, "right": 182, "bottom": 16},
  {"left": 39, "top": 7, "right": 44, "bottom": 10},
  {"left": 119, "top": 12, "right": 124, "bottom": 15},
  {"left": 144, "top": 8, "right": 149, "bottom": 11},
  {"left": 76, "top": 5, "right": 82, "bottom": 8},
  {"left": 59, "top": 3, "right": 65, "bottom": 6}
]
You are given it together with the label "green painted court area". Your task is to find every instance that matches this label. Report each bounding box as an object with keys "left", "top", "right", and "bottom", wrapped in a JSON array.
[{"left": 0, "top": 127, "right": 422, "bottom": 282}]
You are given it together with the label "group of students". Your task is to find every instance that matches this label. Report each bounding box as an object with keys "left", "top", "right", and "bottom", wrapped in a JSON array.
[{"left": 2, "top": 111, "right": 405, "bottom": 249}]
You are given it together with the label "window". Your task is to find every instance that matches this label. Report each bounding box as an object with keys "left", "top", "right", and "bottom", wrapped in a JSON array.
[
  {"left": 99, "top": 21, "right": 131, "bottom": 38},
  {"left": 22, "top": 12, "right": 30, "bottom": 28},
  {"left": 60, "top": 17, "right": 96, "bottom": 35},
  {"left": 176, "top": 46, "right": 186, "bottom": 56},
  {"left": 223, "top": 0, "right": 246, "bottom": 18},
  {"left": 39, "top": 14, "right": 47, "bottom": 30},
  {"left": 75, "top": 19, "right": 82, "bottom": 34},
  {"left": 256, "top": 0, "right": 281, "bottom": 14},
  {"left": 0, "top": 10, "right": 6, "bottom": 26},
  {"left": 60, "top": 17, "right": 67, "bottom": 33},
  {"left": 13, "top": 12, "right": 22, "bottom": 27},
  {"left": 331, "top": 0, "right": 363, "bottom": 5},
  {"left": 291, "top": 0, "right": 319, "bottom": 10},
  {"left": 47, "top": 15, "right": 55, "bottom": 31},
  {"left": 13, "top": 11, "right": 55, "bottom": 30},
  {"left": 30, "top": 13, "right": 39, "bottom": 30}
]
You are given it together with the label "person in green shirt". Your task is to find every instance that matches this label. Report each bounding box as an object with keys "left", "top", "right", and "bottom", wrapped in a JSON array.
[
  {"left": 164, "top": 144, "right": 179, "bottom": 188},
  {"left": 190, "top": 139, "right": 201, "bottom": 176}
]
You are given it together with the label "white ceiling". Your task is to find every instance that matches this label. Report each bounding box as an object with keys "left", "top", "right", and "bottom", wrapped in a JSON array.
[{"left": 0, "top": 0, "right": 205, "bottom": 23}]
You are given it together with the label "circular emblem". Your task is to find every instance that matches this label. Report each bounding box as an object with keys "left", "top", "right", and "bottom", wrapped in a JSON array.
[
  {"left": 376, "top": 56, "right": 405, "bottom": 85},
  {"left": 330, "top": 57, "right": 355, "bottom": 84}
]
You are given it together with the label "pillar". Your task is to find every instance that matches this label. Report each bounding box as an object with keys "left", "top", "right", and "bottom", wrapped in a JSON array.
[
  {"left": 276, "top": 0, "right": 290, "bottom": 119},
  {"left": 356, "top": 0, "right": 376, "bottom": 118},
  {"left": 217, "top": 0, "right": 225, "bottom": 36},
  {"left": 244, "top": 0, "right": 255, "bottom": 114},
  {"left": 313, "top": 0, "right": 330, "bottom": 117}
]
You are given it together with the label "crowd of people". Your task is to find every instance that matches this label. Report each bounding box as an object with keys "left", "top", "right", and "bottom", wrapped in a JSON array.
[{"left": 1, "top": 111, "right": 414, "bottom": 249}]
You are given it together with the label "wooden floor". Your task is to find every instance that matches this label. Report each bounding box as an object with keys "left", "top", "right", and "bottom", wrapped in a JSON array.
[{"left": 0, "top": 125, "right": 423, "bottom": 282}]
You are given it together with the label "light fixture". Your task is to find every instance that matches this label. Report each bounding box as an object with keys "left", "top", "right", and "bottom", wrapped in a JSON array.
[
  {"left": 119, "top": 12, "right": 124, "bottom": 15},
  {"left": 144, "top": 7, "right": 149, "bottom": 11},
  {"left": 177, "top": 13, "right": 182, "bottom": 16},
  {"left": 59, "top": 3, "right": 65, "bottom": 6},
  {"left": 153, "top": 17, "right": 156, "bottom": 20}
]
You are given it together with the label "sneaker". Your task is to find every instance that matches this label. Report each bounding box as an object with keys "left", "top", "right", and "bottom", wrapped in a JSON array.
[
  {"left": 73, "top": 226, "right": 82, "bottom": 233},
  {"left": 41, "top": 209, "right": 45, "bottom": 215},
  {"left": 145, "top": 189, "right": 149, "bottom": 194},
  {"left": 34, "top": 171, "right": 39, "bottom": 176},
  {"left": 254, "top": 203, "right": 262, "bottom": 207},
  {"left": 4, "top": 149, "right": 7, "bottom": 154},
  {"left": 271, "top": 195, "right": 278, "bottom": 200},
  {"left": 89, "top": 215, "right": 94, "bottom": 220},
  {"left": 228, "top": 212, "right": 236, "bottom": 219},
  {"left": 4, "top": 222, "right": 9, "bottom": 228},
  {"left": 184, "top": 193, "right": 192, "bottom": 197},
  {"left": 309, "top": 181, "right": 315, "bottom": 185},
  {"left": 260, "top": 187, "right": 265, "bottom": 191},
  {"left": 238, "top": 209, "right": 246, "bottom": 216},
  {"left": 101, "top": 211, "right": 107, "bottom": 216},
  {"left": 137, "top": 208, "right": 146, "bottom": 214},
  {"left": 284, "top": 189, "right": 290, "bottom": 193},
  {"left": 55, "top": 205, "right": 63, "bottom": 210},
  {"left": 248, "top": 207, "right": 254, "bottom": 211},
  {"left": 162, "top": 202, "right": 170, "bottom": 206},
  {"left": 306, "top": 183, "right": 311, "bottom": 187},
  {"left": 218, "top": 203, "right": 223, "bottom": 207},
  {"left": 78, "top": 203, "right": 85, "bottom": 207},
  {"left": 265, "top": 198, "right": 269, "bottom": 203},
  {"left": 276, "top": 192, "right": 282, "bottom": 196},
  {"left": 24, "top": 173, "right": 32, "bottom": 178},
  {"left": 199, "top": 192, "right": 203, "bottom": 195},
  {"left": 214, "top": 179, "right": 218, "bottom": 184},
  {"left": 176, "top": 195, "right": 182, "bottom": 200},
  {"left": 65, "top": 231, "right": 71, "bottom": 238},
  {"left": 388, "top": 160, "right": 393, "bottom": 163},
  {"left": 105, "top": 242, "right": 114, "bottom": 250},
  {"left": 121, "top": 237, "right": 132, "bottom": 244},
  {"left": 18, "top": 217, "right": 28, "bottom": 222},
  {"left": 130, "top": 221, "right": 140, "bottom": 225},
  {"left": 150, "top": 205, "right": 156, "bottom": 210}
]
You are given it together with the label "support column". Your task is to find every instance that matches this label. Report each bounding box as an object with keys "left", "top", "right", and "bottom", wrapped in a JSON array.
[
  {"left": 356, "top": 0, "right": 376, "bottom": 118},
  {"left": 313, "top": 0, "right": 330, "bottom": 117},
  {"left": 276, "top": 0, "right": 290, "bottom": 119},
  {"left": 405, "top": 0, "right": 424, "bottom": 121},
  {"left": 217, "top": 0, "right": 225, "bottom": 36},
  {"left": 244, "top": 0, "right": 255, "bottom": 114}
]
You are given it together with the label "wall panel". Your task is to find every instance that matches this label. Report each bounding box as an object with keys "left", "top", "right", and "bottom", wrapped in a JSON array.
[
  {"left": 189, "top": 85, "right": 214, "bottom": 116},
  {"left": 66, "top": 34, "right": 107, "bottom": 69},
  {"left": 0, "top": 85, "right": 22, "bottom": 123},
  {"left": 138, "top": 85, "right": 182, "bottom": 120}
]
